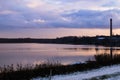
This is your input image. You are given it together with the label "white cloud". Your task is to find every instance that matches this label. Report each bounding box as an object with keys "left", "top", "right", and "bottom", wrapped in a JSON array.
[
  {"left": 33, "top": 19, "right": 45, "bottom": 23},
  {"left": 0, "top": 10, "right": 17, "bottom": 15},
  {"left": 61, "top": 17, "right": 71, "bottom": 22},
  {"left": 26, "top": 1, "right": 40, "bottom": 8}
]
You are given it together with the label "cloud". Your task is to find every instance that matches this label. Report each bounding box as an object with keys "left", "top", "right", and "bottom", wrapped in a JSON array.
[
  {"left": 26, "top": 1, "right": 40, "bottom": 8},
  {"left": 0, "top": 0, "right": 120, "bottom": 30},
  {"left": 62, "top": 9, "right": 120, "bottom": 28},
  {"left": 32, "top": 19, "right": 45, "bottom": 23},
  {"left": 0, "top": 10, "right": 17, "bottom": 15}
]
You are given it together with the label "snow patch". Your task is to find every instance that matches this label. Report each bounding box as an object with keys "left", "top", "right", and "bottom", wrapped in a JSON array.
[{"left": 33, "top": 64, "right": 120, "bottom": 80}]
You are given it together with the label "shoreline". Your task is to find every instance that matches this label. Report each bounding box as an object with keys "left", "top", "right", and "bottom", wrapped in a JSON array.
[
  {"left": 1, "top": 53, "right": 120, "bottom": 80},
  {"left": 0, "top": 35, "right": 120, "bottom": 47}
]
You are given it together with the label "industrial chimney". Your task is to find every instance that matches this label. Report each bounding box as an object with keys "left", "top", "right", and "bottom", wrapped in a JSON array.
[
  {"left": 110, "top": 18, "right": 113, "bottom": 62},
  {"left": 110, "top": 18, "right": 112, "bottom": 37}
]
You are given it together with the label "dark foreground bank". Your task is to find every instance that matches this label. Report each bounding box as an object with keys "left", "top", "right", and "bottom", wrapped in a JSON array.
[{"left": 0, "top": 53, "right": 120, "bottom": 80}]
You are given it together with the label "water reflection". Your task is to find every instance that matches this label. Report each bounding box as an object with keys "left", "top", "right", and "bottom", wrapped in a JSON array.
[
  {"left": 95, "top": 47, "right": 120, "bottom": 54},
  {"left": 63, "top": 48, "right": 93, "bottom": 51},
  {"left": 0, "top": 44, "right": 120, "bottom": 66}
]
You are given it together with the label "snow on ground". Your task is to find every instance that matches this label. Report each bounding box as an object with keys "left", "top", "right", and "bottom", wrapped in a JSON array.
[
  {"left": 33, "top": 64, "right": 120, "bottom": 80},
  {"left": 107, "top": 76, "right": 120, "bottom": 80}
]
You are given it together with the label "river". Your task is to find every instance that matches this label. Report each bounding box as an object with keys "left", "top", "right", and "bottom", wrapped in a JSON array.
[{"left": 0, "top": 43, "right": 120, "bottom": 66}]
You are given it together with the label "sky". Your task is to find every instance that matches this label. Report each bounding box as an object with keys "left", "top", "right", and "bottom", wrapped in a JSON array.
[{"left": 0, "top": 0, "right": 120, "bottom": 38}]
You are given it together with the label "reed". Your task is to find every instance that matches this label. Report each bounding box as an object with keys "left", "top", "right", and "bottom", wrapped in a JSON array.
[
  {"left": 95, "top": 53, "right": 120, "bottom": 65},
  {"left": 1, "top": 53, "right": 120, "bottom": 80}
]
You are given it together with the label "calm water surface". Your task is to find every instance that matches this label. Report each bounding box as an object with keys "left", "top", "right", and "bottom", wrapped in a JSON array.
[{"left": 0, "top": 43, "right": 120, "bottom": 66}]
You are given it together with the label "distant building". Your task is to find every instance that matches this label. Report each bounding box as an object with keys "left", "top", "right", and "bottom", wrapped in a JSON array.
[{"left": 97, "top": 37, "right": 105, "bottom": 40}]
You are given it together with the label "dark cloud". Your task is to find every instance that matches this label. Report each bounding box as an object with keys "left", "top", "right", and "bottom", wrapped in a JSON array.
[
  {"left": 62, "top": 9, "right": 120, "bottom": 28},
  {"left": 1, "top": 9, "right": 120, "bottom": 29},
  {"left": 0, "top": 0, "right": 120, "bottom": 30}
]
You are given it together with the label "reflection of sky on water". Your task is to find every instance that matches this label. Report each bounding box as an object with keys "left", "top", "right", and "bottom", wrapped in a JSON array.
[{"left": 0, "top": 43, "right": 120, "bottom": 66}]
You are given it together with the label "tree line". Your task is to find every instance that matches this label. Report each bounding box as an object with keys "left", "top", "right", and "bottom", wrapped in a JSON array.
[{"left": 0, "top": 35, "right": 120, "bottom": 46}]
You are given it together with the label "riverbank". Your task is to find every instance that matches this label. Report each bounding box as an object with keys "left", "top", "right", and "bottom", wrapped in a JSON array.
[
  {"left": 0, "top": 53, "right": 120, "bottom": 80},
  {"left": 1, "top": 35, "right": 120, "bottom": 46},
  {"left": 33, "top": 64, "right": 120, "bottom": 80}
]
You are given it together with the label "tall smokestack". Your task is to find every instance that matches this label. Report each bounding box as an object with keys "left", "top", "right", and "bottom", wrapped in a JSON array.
[
  {"left": 110, "top": 18, "right": 113, "bottom": 62},
  {"left": 110, "top": 18, "right": 112, "bottom": 37}
]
